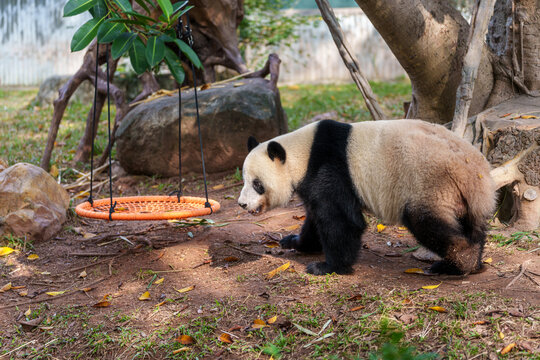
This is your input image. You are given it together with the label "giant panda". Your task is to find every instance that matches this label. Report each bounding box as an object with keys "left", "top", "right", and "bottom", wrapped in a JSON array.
[{"left": 238, "top": 119, "right": 496, "bottom": 276}]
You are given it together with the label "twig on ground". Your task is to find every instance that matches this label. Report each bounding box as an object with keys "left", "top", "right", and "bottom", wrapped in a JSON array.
[
  {"left": 523, "top": 272, "right": 540, "bottom": 287},
  {"left": 69, "top": 252, "right": 121, "bottom": 257},
  {"left": 505, "top": 260, "right": 530, "bottom": 289},
  {"left": 365, "top": 249, "right": 392, "bottom": 262},
  {"left": 0, "top": 277, "right": 110, "bottom": 311},
  {"left": 226, "top": 244, "right": 273, "bottom": 258},
  {"left": 0, "top": 340, "right": 37, "bottom": 359}
]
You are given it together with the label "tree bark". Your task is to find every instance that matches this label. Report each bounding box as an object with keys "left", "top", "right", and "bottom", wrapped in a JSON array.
[
  {"left": 452, "top": 0, "right": 497, "bottom": 137},
  {"left": 315, "top": 0, "right": 386, "bottom": 121},
  {"left": 354, "top": 0, "right": 494, "bottom": 124}
]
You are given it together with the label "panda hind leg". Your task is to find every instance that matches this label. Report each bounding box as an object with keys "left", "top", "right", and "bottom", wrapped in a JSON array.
[
  {"left": 280, "top": 215, "right": 322, "bottom": 253},
  {"left": 402, "top": 205, "right": 485, "bottom": 275}
]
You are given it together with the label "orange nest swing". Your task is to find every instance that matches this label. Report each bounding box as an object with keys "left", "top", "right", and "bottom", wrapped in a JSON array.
[{"left": 75, "top": 196, "right": 220, "bottom": 221}]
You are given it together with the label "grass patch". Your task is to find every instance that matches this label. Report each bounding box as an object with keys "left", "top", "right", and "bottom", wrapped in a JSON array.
[{"left": 279, "top": 76, "right": 411, "bottom": 129}]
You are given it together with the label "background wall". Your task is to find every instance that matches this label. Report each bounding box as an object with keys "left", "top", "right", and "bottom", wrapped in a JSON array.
[{"left": 0, "top": 1, "right": 405, "bottom": 86}]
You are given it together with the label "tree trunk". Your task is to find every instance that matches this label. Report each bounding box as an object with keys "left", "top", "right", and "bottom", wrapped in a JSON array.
[{"left": 354, "top": 0, "right": 494, "bottom": 124}]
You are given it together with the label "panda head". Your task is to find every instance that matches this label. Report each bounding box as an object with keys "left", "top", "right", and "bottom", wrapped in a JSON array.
[{"left": 238, "top": 136, "right": 293, "bottom": 215}]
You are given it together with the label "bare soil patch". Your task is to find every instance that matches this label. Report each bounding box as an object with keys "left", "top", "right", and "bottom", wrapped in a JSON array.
[{"left": 0, "top": 173, "right": 538, "bottom": 359}]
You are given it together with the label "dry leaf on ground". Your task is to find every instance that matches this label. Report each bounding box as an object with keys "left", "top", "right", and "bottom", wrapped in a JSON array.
[
  {"left": 0, "top": 282, "right": 12, "bottom": 292},
  {"left": 428, "top": 306, "right": 447, "bottom": 313},
  {"left": 405, "top": 268, "right": 425, "bottom": 274},
  {"left": 252, "top": 319, "right": 267, "bottom": 329},
  {"left": 266, "top": 262, "right": 290, "bottom": 280},
  {"left": 267, "top": 316, "right": 277, "bottom": 324},
  {"left": 139, "top": 291, "right": 151, "bottom": 300},
  {"left": 377, "top": 224, "right": 386, "bottom": 232},
  {"left": 27, "top": 254, "right": 39, "bottom": 260},
  {"left": 0, "top": 247, "right": 15, "bottom": 256},
  {"left": 219, "top": 332, "right": 233, "bottom": 343},
  {"left": 422, "top": 282, "right": 442, "bottom": 290},
  {"left": 500, "top": 343, "right": 516, "bottom": 355},
  {"left": 176, "top": 335, "right": 195, "bottom": 345},
  {"left": 176, "top": 285, "right": 195, "bottom": 293},
  {"left": 154, "top": 277, "right": 164, "bottom": 285},
  {"left": 46, "top": 291, "right": 66, "bottom": 296}
]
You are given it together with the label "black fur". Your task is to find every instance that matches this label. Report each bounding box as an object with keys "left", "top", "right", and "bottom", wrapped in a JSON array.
[
  {"left": 401, "top": 204, "right": 486, "bottom": 275},
  {"left": 280, "top": 120, "right": 366, "bottom": 275},
  {"left": 267, "top": 141, "right": 286, "bottom": 163},
  {"left": 248, "top": 136, "right": 259, "bottom": 152}
]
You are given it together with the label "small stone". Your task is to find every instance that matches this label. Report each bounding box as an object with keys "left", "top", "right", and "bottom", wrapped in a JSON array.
[
  {"left": 412, "top": 247, "right": 442, "bottom": 262},
  {"left": 523, "top": 188, "right": 537, "bottom": 201}
]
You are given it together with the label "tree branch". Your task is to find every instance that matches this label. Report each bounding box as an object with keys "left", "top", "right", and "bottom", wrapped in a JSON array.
[
  {"left": 315, "top": 0, "right": 385, "bottom": 120},
  {"left": 452, "top": 0, "right": 497, "bottom": 137}
]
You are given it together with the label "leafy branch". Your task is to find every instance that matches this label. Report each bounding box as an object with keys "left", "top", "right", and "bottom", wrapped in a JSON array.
[{"left": 64, "top": 0, "right": 202, "bottom": 84}]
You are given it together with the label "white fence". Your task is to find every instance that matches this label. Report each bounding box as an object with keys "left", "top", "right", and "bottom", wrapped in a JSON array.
[{"left": 0, "top": 3, "right": 405, "bottom": 86}]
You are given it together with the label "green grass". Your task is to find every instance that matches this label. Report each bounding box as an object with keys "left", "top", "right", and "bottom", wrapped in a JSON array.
[
  {"left": 279, "top": 77, "right": 411, "bottom": 129},
  {"left": 0, "top": 88, "right": 114, "bottom": 171}
]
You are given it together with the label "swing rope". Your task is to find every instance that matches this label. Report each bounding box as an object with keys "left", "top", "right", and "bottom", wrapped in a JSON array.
[{"left": 76, "top": 15, "right": 219, "bottom": 221}]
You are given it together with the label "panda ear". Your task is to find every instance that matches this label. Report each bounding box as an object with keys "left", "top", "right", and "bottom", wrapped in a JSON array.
[
  {"left": 247, "top": 136, "right": 259, "bottom": 152},
  {"left": 267, "top": 141, "right": 286, "bottom": 164}
]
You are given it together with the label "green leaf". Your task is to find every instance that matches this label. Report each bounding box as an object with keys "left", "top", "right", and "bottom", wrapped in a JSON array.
[
  {"left": 174, "top": 39, "right": 202, "bottom": 69},
  {"left": 164, "top": 47, "right": 185, "bottom": 85},
  {"left": 113, "top": 0, "right": 133, "bottom": 12},
  {"left": 171, "top": 5, "right": 193, "bottom": 23},
  {"left": 111, "top": 32, "right": 136, "bottom": 59},
  {"left": 156, "top": 0, "right": 173, "bottom": 22},
  {"left": 71, "top": 17, "right": 105, "bottom": 52},
  {"left": 133, "top": 0, "right": 151, "bottom": 14},
  {"left": 172, "top": 1, "right": 188, "bottom": 13},
  {"left": 145, "top": 36, "right": 165, "bottom": 67},
  {"left": 124, "top": 10, "right": 156, "bottom": 24},
  {"left": 89, "top": 0, "right": 107, "bottom": 19},
  {"left": 64, "top": 0, "right": 96, "bottom": 17},
  {"left": 97, "top": 20, "right": 125, "bottom": 44},
  {"left": 130, "top": 37, "right": 149, "bottom": 74}
]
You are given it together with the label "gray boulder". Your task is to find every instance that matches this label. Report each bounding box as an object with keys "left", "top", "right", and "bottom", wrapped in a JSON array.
[
  {"left": 116, "top": 78, "right": 288, "bottom": 176},
  {"left": 0, "top": 163, "right": 70, "bottom": 242},
  {"left": 35, "top": 75, "right": 95, "bottom": 106}
]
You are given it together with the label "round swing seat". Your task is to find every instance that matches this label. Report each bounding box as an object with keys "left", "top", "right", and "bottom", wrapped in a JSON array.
[{"left": 75, "top": 195, "right": 220, "bottom": 221}]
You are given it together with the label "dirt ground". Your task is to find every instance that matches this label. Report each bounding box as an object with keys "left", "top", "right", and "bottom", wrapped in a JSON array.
[{"left": 0, "top": 172, "right": 539, "bottom": 359}]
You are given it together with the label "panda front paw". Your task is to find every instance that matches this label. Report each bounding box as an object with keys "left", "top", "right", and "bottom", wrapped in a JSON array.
[
  {"left": 306, "top": 262, "right": 353, "bottom": 276},
  {"left": 280, "top": 235, "right": 300, "bottom": 249}
]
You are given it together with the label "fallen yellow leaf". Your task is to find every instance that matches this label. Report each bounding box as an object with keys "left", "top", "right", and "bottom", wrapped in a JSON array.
[
  {"left": 0, "top": 247, "right": 15, "bottom": 256},
  {"left": 218, "top": 332, "right": 233, "bottom": 343},
  {"left": 27, "top": 254, "right": 39, "bottom": 260},
  {"left": 404, "top": 268, "right": 425, "bottom": 274},
  {"left": 520, "top": 115, "right": 538, "bottom": 119},
  {"left": 139, "top": 291, "right": 151, "bottom": 300},
  {"left": 154, "top": 277, "right": 164, "bottom": 285},
  {"left": 24, "top": 307, "right": 31, "bottom": 317},
  {"left": 172, "top": 347, "right": 190, "bottom": 354},
  {"left": 483, "top": 257, "right": 492, "bottom": 264},
  {"left": 283, "top": 224, "right": 300, "bottom": 231},
  {"left": 377, "top": 224, "right": 386, "bottom": 232},
  {"left": 288, "top": 85, "right": 300, "bottom": 90},
  {"left": 252, "top": 319, "right": 267, "bottom": 329},
  {"left": 212, "top": 184, "right": 224, "bottom": 190},
  {"left": 499, "top": 331, "right": 504, "bottom": 340},
  {"left": 46, "top": 291, "right": 66, "bottom": 296},
  {"left": 267, "top": 316, "right": 277, "bottom": 324},
  {"left": 422, "top": 282, "right": 442, "bottom": 290},
  {"left": 79, "top": 270, "right": 87, "bottom": 278},
  {"left": 500, "top": 343, "right": 516, "bottom": 355},
  {"left": 350, "top": 306, "right": 365, "bottom": 312},
  {"left": 428, "top": 306, "right": 447, "bottom": 313},
  {"left": 83, "top": 231, "right": 97, "bottom": 239},
  {"left": 0, "top": 282, "right": 12, "bottom": 292},
  {"left": 11, "top": 285, "right": 25, "bottom": 290},
  {"left": 176, "top": 335, "right": 195, "bottom": 345},
  {"left": 18, "top": 290, "right": 28, "bottom": 297},
  {"left": 176, "top": 285, "right": 195, "bottom": 293},
  {"left": 472, "top": 320, "right": 489, "bottom": 325},
  {"left": 263, "top": 242, "right": 280, "bottom": 248},
  {"left": 266, "top": 262, "right": 290, "bottom": 280},
  {"left": 398, "top": 226, "right": 408, "bottom": 231},
  {"left": 93, "top": 300, "right": 112, "bottom": 307}
]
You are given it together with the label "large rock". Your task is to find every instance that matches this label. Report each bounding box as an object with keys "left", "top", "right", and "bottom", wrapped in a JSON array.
[
  {"left": 0, "top": 163, "right": 70, "bottom": 242},
  {"left": 34, "top": 75, "right": 95, "bottom": 106},
  {"left": 116, "top": 78, "right": 288, "bottom": 176}
]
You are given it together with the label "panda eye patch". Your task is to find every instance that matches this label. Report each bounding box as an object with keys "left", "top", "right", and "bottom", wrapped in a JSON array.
[{"left": 253, "top": 179, "right": 265, "bottom": 195}]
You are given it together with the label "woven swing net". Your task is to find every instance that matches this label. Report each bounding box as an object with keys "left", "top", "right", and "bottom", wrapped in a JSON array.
[{"left": 75, "top": 196, "right": 220, "bottom": 221}]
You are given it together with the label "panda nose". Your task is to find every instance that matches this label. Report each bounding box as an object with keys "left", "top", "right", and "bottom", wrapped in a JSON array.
[{"left": 238, "top": 202, "right": 247, "bottom": 209}]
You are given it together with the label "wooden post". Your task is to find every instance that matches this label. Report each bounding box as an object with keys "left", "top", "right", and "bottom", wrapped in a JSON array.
[{"left": 315, "top": 0, "right": 386, "bottom": 120}]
